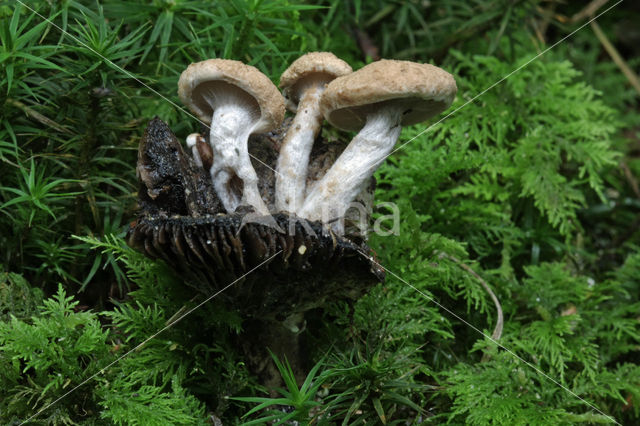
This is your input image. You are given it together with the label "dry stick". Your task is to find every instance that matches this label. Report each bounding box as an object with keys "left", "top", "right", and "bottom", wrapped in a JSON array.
[
  {"left": 571, "top": 0, "right": 611, "bottom": 23},
  {"left": 621, "top": 162, "right": 640, "bottom": 199},
  {"left": 532, "top": 17, "right": 546, "bottom": 46},
  {"left": 437, "top": 252, "right": 504, "bottom": 343},
  {"left": 352, "top": 28, "right": 380, "bottom": 61},
  {"left": 590, "top": 20, "right": 640, "bottom": 96},
  {"left": 6, "top": 98, "right": 72, "bottom": 134},
  {"left": 534, "top": 2, "right": 557, "bottom": 43}
]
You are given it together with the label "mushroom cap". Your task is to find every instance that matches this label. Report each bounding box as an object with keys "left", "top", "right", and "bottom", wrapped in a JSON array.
[
  {"left": 320, "top": 59, "right": 457, "bottom": 131},
  {"left": 178, "top": 59, "right": 285, "bottom": 133},
  {"left": 186, "top": 133, "right": 201, "bottom": 148},
  {"left": 280, "top": 52, "right": 352, "bottom": 112}
]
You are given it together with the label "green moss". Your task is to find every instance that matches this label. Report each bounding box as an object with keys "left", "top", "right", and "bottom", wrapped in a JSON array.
[{"left": 0, "top": 0, "right": 638, "bottom": 424}]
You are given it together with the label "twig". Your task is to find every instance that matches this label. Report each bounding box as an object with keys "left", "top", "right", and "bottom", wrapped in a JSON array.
[
  {"left": 590, "top": 20, "right": 640, "bottom": 96},
  {"left": 535, "top": 2, "right": 558, "bottom": 43},
  {"left": 571, "top": 0, "right": 611, "bottom": 23},
  {"left": 437, "top": 252, "right": 504, "bottom": 345},
  {"left": 352, "top": 28, "right": 380, "bottom": 61},
  {"left": 165, "top": 295, "right": 200, "bottom": 326},
  {"left": 621, "top": 162, "right": 640, "bottom": 199},
  {"left": 6, "top": 98, "right": 72, "bottom": 134}
]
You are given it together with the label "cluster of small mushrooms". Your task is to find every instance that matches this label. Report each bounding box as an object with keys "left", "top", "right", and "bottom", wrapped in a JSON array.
[
  {"left": 128, "top": 53, "right": 455, "bottom": 385},
  {"left": 177, "top": 52, "right": 457, "bottom": 234}
]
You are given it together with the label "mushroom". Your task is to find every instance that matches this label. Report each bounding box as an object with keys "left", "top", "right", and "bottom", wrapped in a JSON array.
[
  {"left": 275, "top": 52, "right": 352, "bottom": 213},
  {"left": 298, "top": 59, "right": 457, "bottom": 231},
  {"left": 185, "top": 133, "right": 213, "bottom": 171},
  {"left": 178, "top": 59, "right": 285, "bottom": 215}
]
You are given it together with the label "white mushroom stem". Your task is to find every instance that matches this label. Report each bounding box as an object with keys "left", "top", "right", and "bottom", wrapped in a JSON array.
[
  {"left": 298, "top": 106, "right": 404, "bottom": 228},
  {"left": 186, "top": 133, "right": 203, "bottom": 167},
  {"left": 275, "top": 85, "right": 323, "bottom": 212},
  {"left": 208, "top": 101, "right": 270, "bottom": 215}
]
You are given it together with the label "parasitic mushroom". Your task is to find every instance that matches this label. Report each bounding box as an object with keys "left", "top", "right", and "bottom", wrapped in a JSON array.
[
  {"left": 275, "top": 52, "right": 352, "bottom": 213},
  {"left": 185, "top": 133, "right": 213, "bottom": 171},
  {"left": 298, "top": 59, "right": 457, "bottom": 231},
  {"left": 178, "top": 59, "right": 285, "bottom": 215}
]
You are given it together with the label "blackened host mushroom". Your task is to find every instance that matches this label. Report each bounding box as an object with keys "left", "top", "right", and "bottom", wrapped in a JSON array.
[
  {"left": 298, "top": 59, "right": 457, "bottom": 231},
  {"left": 178, "top": 59, "right": 285, "bottom": 215}
]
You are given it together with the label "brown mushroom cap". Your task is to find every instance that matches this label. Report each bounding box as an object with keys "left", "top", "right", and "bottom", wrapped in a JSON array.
[
  {"left": 178, "top": 59, "right": 285, "bottom": 133},
  {"left": 320, "top": 59, "right": 457, "bottom": 131},
  {"left": 279, "top": 52, "right": 352, "bottom": 112}
]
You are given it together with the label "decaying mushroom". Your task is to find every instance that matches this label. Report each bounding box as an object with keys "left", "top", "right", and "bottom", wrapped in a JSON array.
[
  {"left": 128, "top": 117, "right": 383, "bottom": 386},
  {"left": 130, "top": 118, "right": 383, "bottom": 306},
  {"left": 275, "top": 52, "right": 352, "bottom": 213},
  {"left": 298, "top": 60, "right": 457, "bottom": 230},
  {"left": 135, "top": 118, "right": 222, "bottom": 218},
  {"left": 178, "top": 59, "right": 285, "bottom": 215}
]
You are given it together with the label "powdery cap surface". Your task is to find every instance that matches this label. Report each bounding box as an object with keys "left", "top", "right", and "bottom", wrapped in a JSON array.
[
  {"left": 320, "top": 59, "right": 457, "bottom": 131},
  {"left": 280, "top": 52, "right": 352, "bottom": 112},
  {"left": 178, "top": 59, "right": 285, "bottom": 133}
]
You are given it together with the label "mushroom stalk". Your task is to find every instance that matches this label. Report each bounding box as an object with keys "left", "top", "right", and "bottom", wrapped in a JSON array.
[
  {"left": 275, "top": 86, "right": 323, "bottom": 212},
  {"left": 208, "top": 103, "right": 269, "bottom": 215},
  {"left": 186, "top": 134, "right": 204, "bottom": 167},
  {"left": 298, "top": 106, "right": 404, "bottom": 227},
  {"left": 186, "top": 133, "right": 213, "bottom": 170}
]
